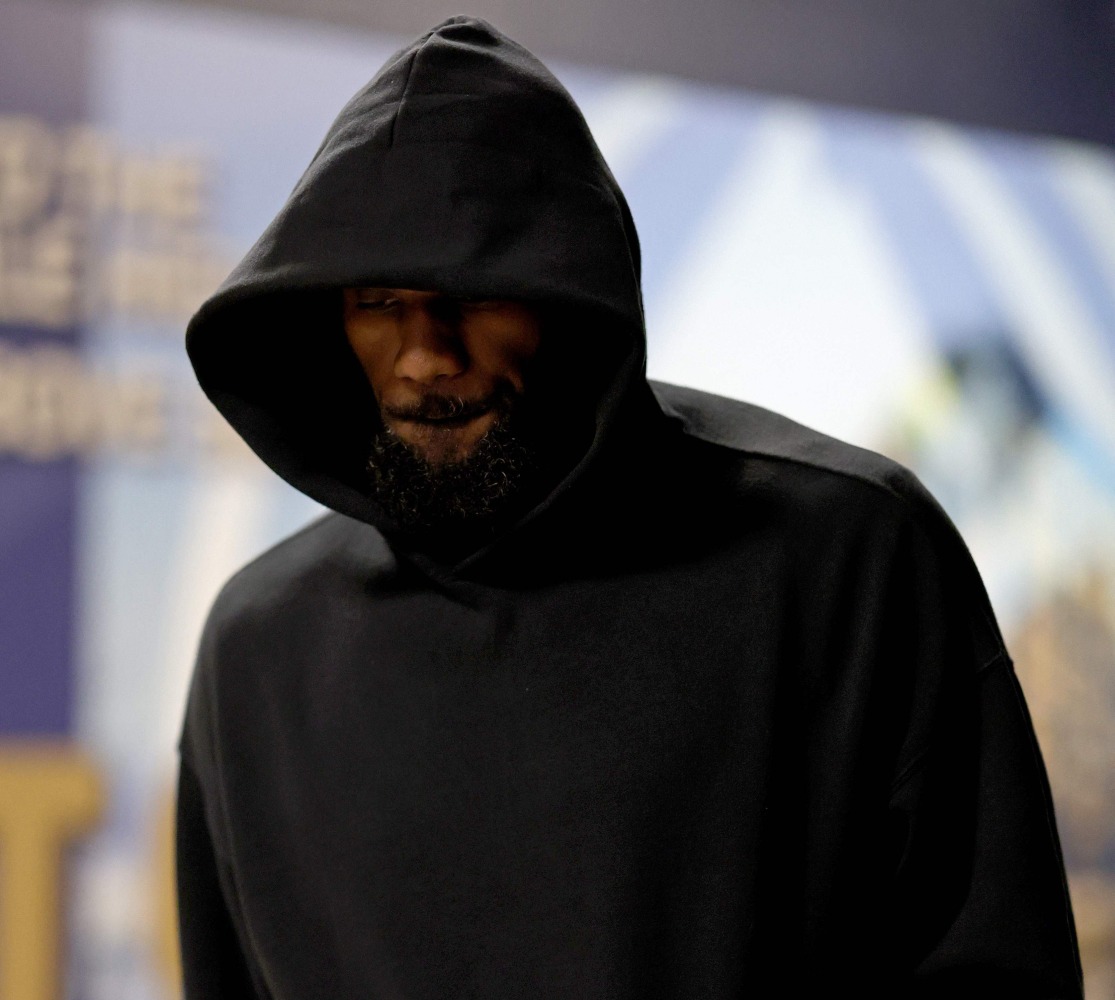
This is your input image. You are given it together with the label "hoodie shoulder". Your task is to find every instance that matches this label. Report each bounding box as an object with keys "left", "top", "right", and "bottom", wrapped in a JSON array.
[
  {"left": 651, "top": 379, "right": 937, "bottom": 518},
  {"left": 650, "top": 380, "right": 1007, "bottom": 668},
  {"left": 204, "top": 511, "right": 394, "bottom": 635}
]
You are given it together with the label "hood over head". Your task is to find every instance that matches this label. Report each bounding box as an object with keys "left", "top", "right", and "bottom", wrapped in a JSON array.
[{"left": 186, "top": 15, "right": 663, "bottom": 572}]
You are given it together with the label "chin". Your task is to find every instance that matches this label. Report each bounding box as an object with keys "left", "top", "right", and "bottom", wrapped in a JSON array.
[
  {"left": 391, "top": 416, "right": 496, "bottom": 466},
  {"left": 396, "top": 427, "right": 482, "bottom": 467}
]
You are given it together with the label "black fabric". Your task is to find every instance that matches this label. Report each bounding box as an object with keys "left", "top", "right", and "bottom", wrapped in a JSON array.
[{"left": 177, "top": 16, "right": 1083, "bottom": 999}]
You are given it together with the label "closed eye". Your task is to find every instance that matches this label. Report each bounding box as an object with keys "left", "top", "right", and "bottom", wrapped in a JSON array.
[{"left": 355, "top": 298, "right": 399, "bottom": 312}]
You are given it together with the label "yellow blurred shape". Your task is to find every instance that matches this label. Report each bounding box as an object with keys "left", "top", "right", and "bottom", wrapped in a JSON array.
[{"left": 0, "top": 742, "right": 103, "bottom": 1000}]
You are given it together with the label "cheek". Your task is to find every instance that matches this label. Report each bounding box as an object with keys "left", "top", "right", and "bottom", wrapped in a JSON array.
[
  {"left": 511, "top": 334, "right": 544, "bottom": 389},
  {"left": 478, "top": 322, "right": 543, "bottom": 387},
  {"left": 347, "top": 333, "right": 397, "bottom": 391}
]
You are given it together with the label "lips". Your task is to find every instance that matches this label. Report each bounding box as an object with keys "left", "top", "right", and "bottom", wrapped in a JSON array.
[
  {"left": 382, "top": 395, "right": 496, "bottom": 427},
  {"left": 395, "top": 408, "right": 491, "bottom": 429}
]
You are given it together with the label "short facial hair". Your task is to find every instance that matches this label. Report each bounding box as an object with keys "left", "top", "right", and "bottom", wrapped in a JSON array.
[{"left": 363, "top": 384, "right": 541, "bottom": 541}]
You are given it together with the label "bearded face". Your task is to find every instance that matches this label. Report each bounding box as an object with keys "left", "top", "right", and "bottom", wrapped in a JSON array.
[
  {"left": 340, "top": 287, "right": 554, "bottom": 544},
  {"left": 362, "top": 381, "right": 542, "bottom": 536}
]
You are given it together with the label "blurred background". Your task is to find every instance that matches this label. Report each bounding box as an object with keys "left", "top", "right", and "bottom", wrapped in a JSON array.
[{"left": 1, "top": 0, "right": 1114, "bottom": 997}]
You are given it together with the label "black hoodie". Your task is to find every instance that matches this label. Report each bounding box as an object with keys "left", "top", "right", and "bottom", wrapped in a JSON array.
[{"left": 178, "top": 16, "right": 1083, "bottom": 999}]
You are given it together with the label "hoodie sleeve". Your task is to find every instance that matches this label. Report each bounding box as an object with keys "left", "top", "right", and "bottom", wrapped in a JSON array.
[
  {"left": 175, "top": 595, "right": 267, "bottom": 1000},
  {"left": 880, "top": 512, "right": 1083, "bottom": 998},
  {"left": 176, "top": 751, "right": 264, "bottom": 1000}
]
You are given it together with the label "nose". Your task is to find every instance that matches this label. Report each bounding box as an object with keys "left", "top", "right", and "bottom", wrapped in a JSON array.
[{"left": 393, "top": 305, "right": 467, "bottom": 383}]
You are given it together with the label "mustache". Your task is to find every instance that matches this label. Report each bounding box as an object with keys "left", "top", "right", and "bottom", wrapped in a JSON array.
[{"left": 380, "top": 385, "right": 519, "bottom": 424}]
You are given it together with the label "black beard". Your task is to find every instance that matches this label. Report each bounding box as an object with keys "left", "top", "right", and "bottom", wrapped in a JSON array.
[{"left": 363, "top": 395, "right": 540, "bottom": 545}]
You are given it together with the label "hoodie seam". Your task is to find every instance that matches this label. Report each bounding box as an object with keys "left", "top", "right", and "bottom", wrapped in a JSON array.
[
  {"left": 886, "top": 650, "right": 1012, "bottom": 799},
  {"left": 387, "top": 46, "right": 423, "bottom": 148},
  {"left": 656, "top": 394, "right": 1007, "bottom": 657},
  {"left": 374, "top": 134, "right": 614, "bottom": 195}
]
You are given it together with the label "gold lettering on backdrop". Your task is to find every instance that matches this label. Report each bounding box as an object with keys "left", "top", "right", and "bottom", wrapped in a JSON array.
[
  {"left": 0, "top": 340, "right": 273, "bottom": 464},
  {"left": 0, "top": 115, "right": 231, "bottom": 329},
  {"left": 0, "top": 743, "right": 104, "bottom": 1000},
  {"left": 154, "top": 779, "right": 182, "bottom": 992},
  {"left": 94, "top": 236, "right": 231, "bottom": 321},
  {"left": 58, "top": 127, "right": 116, "bottom": 220},
  {"left": 0, "top": 117, "right": 58, "bottom": 228},
  {"left": 0, "top": 217, "right": 80, "bottom": 328},
  {"left": 0, "top": 342, "right": 167, "bottom": 459}
]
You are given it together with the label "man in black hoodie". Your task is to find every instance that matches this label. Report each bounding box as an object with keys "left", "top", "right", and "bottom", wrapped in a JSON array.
[{"left": 178, "top": 16, "right": 1083, "bottom": 999}]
